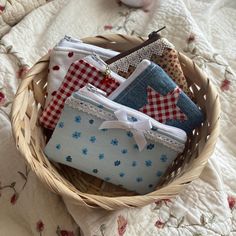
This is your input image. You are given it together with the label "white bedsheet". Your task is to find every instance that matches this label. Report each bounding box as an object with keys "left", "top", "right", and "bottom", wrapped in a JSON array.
[{"left": 0, "top": 0, "right": 236, "bottom": 235}]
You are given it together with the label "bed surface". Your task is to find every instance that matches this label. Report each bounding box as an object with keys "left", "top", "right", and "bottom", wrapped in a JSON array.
[{"left": 0, "top": 0, "right": 235, "bottom": 235}]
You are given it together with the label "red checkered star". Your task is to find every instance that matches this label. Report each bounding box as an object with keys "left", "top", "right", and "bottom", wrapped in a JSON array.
[{"left": 139, "top": 86, "right": 187, "bottom": 123}]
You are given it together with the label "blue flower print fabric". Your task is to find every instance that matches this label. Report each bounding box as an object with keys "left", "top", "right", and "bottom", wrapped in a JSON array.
[{"left": 44, "top": 92, "right": 185, "bottom": 194}]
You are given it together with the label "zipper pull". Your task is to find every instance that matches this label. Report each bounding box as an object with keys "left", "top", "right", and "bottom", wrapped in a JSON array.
[
  {"left": 85, "top": 83, "right": 107, "bottom": 97},
  {"left": 148, "top": 26, "right": 166, "bottom": 39},
  {"left": 102, "top": 66, "right": 114, "bottom": 84},
  {"left": 64, "top": 35, "right": 82, "bottom": 43},
  {"left": 91, "top": 53, "right": 108, "bottom": 67},
  {"left": 91, "top": 54, "right": 114, "bottom": 85},
  {"left": 85, "top": 54, "right": 124, "bottom": 84},
  {"left": 64, "top": 35, "right": 72, "bottom": 41},
  {"left": 57, "top": 35, "right": 82, "bottom": 47}
]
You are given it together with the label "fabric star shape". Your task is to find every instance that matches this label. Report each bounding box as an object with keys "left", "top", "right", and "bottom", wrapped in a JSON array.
[{"left": 139, "top": 86, "right": 187, "bottom": 123}]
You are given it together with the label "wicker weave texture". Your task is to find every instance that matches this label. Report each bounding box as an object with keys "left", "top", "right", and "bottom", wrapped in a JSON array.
[{"left": 11, "top": 34, "right": 220, "bottom": 210}]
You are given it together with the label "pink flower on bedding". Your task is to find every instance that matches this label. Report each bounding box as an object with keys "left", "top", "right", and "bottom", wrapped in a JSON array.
[
  {"left": 36, "top": 220, "right": 44, "bottom": 232},
  {"left": 117, "top": 215, "right": 128, "bottom": 236},
  {"left": 228, "top": 196, "right": 236, "bottom": 210},
  {"left": 0, "top": 5, "right": 5, "bottom": 12},
  {"left": 104, "top": 24, "right": 113, "bottom": 30},
  {"left": 155, "top": 198, "right": 172, "bottom": 206},
  {"left": 0, "top": 91, "right": 5, "bottom": 105},
  {"left": 155, "top": 219, "right": 165, "bottom": 229},
  {"left": 10, "top": 193, "right": 18, "bottom": 205},
  {"left": 17, "top": 66, "right": 29, "bottom": 79},
  {"left": 220, "top": 79, "right": 230, "bottom": 91},
  {"left": 56, "top": 226, "right": 75, "bottom": 236},
  {"left": 60, "top": 230, "right": 75, "bottom": 236}
]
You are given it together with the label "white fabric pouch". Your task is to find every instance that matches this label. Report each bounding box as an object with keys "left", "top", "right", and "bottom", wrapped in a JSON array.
[
  {"left": 45, "top": 36, "right": 119, "bottom": 107},
  {"left": 44, "top": 85, "right": 187, "bottom": 194}
]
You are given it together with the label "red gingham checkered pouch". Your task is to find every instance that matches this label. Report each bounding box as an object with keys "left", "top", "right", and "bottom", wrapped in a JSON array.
[{"left": 40, "top": 59, "right": 121, "bottom": 129}]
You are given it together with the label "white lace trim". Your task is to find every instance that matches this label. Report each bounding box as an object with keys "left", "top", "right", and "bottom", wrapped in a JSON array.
[
  {"left": 109, "top": 38, "right": 174, "bottom": 74},
  {"left": 66, "top": 96, "right": 185, "bottom": 153},
  {"left": 67, "top": 96, "right": 116, "bottom": 120}
]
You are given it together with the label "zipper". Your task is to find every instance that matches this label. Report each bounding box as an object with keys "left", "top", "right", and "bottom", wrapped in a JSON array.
[
  {"left": 86, "top": 83, "right": 107, "bottom": 96},
  {"left": 106, "top": 27, "right": 166, "bottom": 64},
  {"left": 108, "top": 59, "right": 151, "bottom": 100},
  {"left": 55, "top": 35, "right": 119, "bottom": 58},
  {"left": 63, "top": 35, "right": 82, "bottom": 43},
  {"left": 84, "top": 54, "right": 125, "bottom": 84},
  {"left": 78, "top": 84, "right": 187, "bottom": 144},
  {"left": 57, "top": 35, "right": 82, "bottom": 48}
]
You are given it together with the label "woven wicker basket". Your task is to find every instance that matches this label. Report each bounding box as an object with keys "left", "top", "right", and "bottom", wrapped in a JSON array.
[{"left": 11, "top": 34, "right": 220, "bottom": 210}]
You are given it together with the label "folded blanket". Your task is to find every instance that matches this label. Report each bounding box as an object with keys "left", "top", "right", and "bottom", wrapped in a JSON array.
[{"left": 0, "top": 0, "right": 47, "bottom": 37}]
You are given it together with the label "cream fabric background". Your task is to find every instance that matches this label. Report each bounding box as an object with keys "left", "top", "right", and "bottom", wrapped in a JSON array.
[{"left": 0, "top": 0, "right": 235, "bottom": 235}]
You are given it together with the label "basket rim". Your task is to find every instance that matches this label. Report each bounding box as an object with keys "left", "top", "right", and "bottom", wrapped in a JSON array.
[{"left": 11, "top": 34, "right": 221, "bottom": 210}]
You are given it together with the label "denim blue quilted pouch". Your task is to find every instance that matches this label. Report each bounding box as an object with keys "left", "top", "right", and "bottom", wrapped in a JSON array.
[
  {"left": 109, "top": 60, "right": 204, "bottom": 134},
  {"left": 44, "top": 85, "right": 187, "bottom": 194}
]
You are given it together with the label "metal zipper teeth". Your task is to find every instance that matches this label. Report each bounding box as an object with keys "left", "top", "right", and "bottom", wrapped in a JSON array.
[
  {"left": 54, "top": 39, "right": 119, "bottom": 60},
  {"left": 55, "top": 37, "right": 116, "bottom": 53},
  {"left": 83, "top": 55, "right": 125, "bottom": 84},
  {"left": 108, "top": 60, "right": 151, "bottom": 100}
]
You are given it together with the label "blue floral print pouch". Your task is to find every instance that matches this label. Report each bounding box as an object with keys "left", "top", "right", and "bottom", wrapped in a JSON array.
[{"left": 44, "top": 84, "right": 187, "bottom": 194}]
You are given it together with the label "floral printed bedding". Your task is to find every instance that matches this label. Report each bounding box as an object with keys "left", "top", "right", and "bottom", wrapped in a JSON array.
[{"left": 0, "top": 0, "right": 236, "bottom": 235}]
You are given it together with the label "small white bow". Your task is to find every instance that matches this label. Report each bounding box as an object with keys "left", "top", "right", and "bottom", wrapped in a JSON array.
[{"left": 99, "top": 109, "right": 152, "bottom": 151}]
